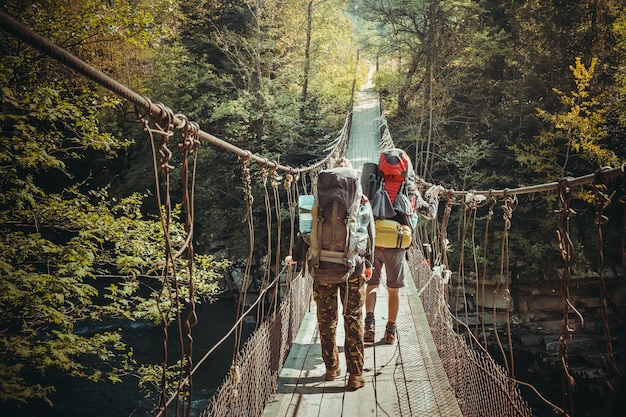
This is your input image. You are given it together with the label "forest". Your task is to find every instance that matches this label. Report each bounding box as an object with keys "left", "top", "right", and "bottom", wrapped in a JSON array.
[{"left": 1, "top": 0, "right": 625, "bottom": 414}]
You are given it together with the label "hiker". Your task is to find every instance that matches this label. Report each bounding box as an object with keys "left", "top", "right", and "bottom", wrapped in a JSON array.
[
  {"left": 294, "top": 157, "right": 375, "bottom": 390},
  {"left": 364, "top": 149, "right": 442, "bottom": 345}
]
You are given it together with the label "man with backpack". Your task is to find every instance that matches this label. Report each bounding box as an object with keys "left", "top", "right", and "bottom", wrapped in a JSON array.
[
  {"left": 364, "top": 149, "right": 442, "bottom": 345},
  {"left": 302, "top": 157, "right": 375, "bottom": 390}
]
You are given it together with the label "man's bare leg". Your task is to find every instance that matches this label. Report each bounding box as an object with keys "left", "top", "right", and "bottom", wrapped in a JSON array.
[
  {"left": 387, "top": 287, "right": 399, "bottom": 323},
  {"left": 363, "top": 285, "right": 378, "bottom": 344},
  {"left": 385, "top": 287, "right": 399, "bottom": 344}
]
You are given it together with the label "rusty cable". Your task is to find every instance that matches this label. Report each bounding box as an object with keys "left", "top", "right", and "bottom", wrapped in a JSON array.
[
  {"left": 455, "top": 199, "right": 471, "bottom": 336},
  {"left": 233, "top": 152, "right": 255, "bottom": 363},
  {"left": 481, "top": 194, "right": 498, "bottom": 349},
  {"left": 271, "top": 166, "right": 283, "bottom": 317},
  {"left": 177, "top": 114, "right": 201, "bottom": 417},
  {"left": 556, "top": 179, "right": 584, "bottom": 416},
  {"left": 259, "top": 165, "right": 273, "bottom": 325},
  {"left": 284, "top": 172, "right": 297, "bottom": 289},
  {"left": 592, "top": 169, "right": 621, "bottom": 380},
  {"left": 139, "top": 106, "right": 178, "bottom": 416}
]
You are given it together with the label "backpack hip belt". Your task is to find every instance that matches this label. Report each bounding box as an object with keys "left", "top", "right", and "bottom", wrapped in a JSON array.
[{"left": 319, "top": 249, "right": 355, "bottom": 268}]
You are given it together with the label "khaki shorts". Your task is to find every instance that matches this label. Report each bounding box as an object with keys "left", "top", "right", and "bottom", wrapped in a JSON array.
[{"left": 368, "top": 247, "right": 406, "bottom": 288}]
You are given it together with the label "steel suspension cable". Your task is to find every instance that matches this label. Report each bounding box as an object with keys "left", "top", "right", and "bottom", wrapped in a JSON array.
[
  {"left": 556, "top": 180, "right": 584, "bottom": 417},
  {"left": 502, "top": 195, "right": 517, "bottom": 393},
  {"left": 481, "top": 196, "right": 498, "bottom": 349},
  {"left": 234, "top": 154, "right": 255, "bottom": 361},
  {"left": 592, "top": 172, "right": 621, "bottom": 380},
  {"left": 456, "top": 200, "right": 472, "bottom": 335},
  {"left": 178, "top": 117, "right": 201, "bottom": 417},
  {"left": 271, "top": 168, "right": 283, "bottom": 313},
  {"left": 285, "top": 173, "right": 298, "bottom": 291},
  {"left": 259, "top": 166, "right": 273, "bottom": 324}
]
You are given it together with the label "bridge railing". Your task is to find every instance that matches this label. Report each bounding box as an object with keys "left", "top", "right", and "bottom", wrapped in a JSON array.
[
  {"left": 414, "top": 167, "right": 626, "bottom": 417},
  {"left": 410, "top": 246, "right": 535, "bottom": 416}
]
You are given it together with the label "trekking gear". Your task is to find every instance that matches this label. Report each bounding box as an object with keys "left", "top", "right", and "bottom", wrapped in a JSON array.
[
  {"left": 307, "top": 167, "right": 374, "bottom": 283},
  {"left": 368, "top": 148, "right": 418, "bottom": 248},
  {"left": 370, "top": 148, "right": 418, "bottom": 225},
  {"left": 298, "top": 195, "right": 315, "bottom": 234},
  {"left": 325, "top": 367, "right": 341, "bottom": 381},
  {"left": 347, "top": 373, "right": 365, "bottom": 390},
  {"left": 360, "top": 161, "right": 379, "bottom": 200},
  {"left": 384, "top": 321, "right": 397, "bottom": 345},
  {"left": 378, "top": 148, "right": 414, "bottom": 205},
  {"left": 370, "top": 185, "right": 396, "bottom": 219},
  {"left": 374, "top": 219, "right": 412, "bottom": 249}
]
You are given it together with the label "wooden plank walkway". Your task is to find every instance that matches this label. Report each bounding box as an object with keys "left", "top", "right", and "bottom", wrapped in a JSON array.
[
  {"left": 345, "top": 67, "right": 381, "bottom": 172},
  {"left": 263, "top": 73, "right": 463, "bottom": 416},
  {"left": 262, "top": 269, "right": 463, "bottom": 417}
]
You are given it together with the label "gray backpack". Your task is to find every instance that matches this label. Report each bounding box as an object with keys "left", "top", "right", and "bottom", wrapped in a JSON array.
[{"left": 305, "top": 167, "right": 373, "bottom": 283}]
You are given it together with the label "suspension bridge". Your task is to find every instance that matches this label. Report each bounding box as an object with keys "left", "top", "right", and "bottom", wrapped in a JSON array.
[{"left": 2, "top": 11, "right": 625, "bottom": 417}]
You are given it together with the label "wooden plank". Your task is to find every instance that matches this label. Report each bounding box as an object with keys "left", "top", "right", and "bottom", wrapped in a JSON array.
[
  {"left": 263, "top": 309, "right": 319, "bottom": 417},
  {"left": 364, "top": 343, "right": 402, "bottom": 416},
  {"left": 282, "top": 310, "right": 325, "bottom": 417},
  {"left": 358, "top": 281, "right": 403, "bottom": 416},
  {"left": 404, "top": 273, "right": 464, "bottom": 416}
]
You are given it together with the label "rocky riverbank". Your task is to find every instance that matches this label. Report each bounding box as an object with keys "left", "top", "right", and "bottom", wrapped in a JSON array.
[{"left": 449, "top": 266, "right": 626, "bottom": 416}]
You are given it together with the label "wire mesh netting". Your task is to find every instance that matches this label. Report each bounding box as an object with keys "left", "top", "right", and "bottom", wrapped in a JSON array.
[
  {"left": 408, "top": 246, "right": 534, "bottom": 417},
  {"left": 201, "top": 247, "right": 536, "bottom": 417},
  {"left": 199, "top": 271, "right": 312, "bottom": 417}
]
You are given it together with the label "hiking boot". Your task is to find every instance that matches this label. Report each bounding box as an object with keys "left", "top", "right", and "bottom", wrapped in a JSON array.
[
  {"left": 364, "top": 314, "right": 375, "bottom": 345},
  {"left": 384, "top": 321, "right": 396, "bottom": 345},
  {"left": 347, "top": 373, "right": 365, "bottom": 390},
  {"left": 325, "top": 368, "right": 341, "bottom": 381}
]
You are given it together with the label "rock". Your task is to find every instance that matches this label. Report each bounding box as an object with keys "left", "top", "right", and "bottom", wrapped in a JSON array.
[
  {"left": 520, "top": 334, "right": 543, "bottom": 347},
  {"left": 603, "top": 266, "right": 616, "bottom": 278},
  {"left": 472, "top": 284, "right": 513, "bottom": 309},
  {"left": 526, "top": 294, "right": 563, "bottom": 311},
  {"left": 570, "top": 365, "right": 606, "bottom": 379}
]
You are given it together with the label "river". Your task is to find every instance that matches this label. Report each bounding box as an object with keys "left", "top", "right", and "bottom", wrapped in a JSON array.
[{"left": 5, "top": 297, "right": 254, "bottom": 417}]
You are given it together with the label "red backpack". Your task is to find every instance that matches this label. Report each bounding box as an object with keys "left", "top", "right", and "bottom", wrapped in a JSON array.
[
  {"left": 370, "top": 149, "right": 417, "bottom": 220},
  {"left": 368, "top": 149, "right": 418, "bottom": 248},
  {"left": 378, "top": 149, "right": 413, "bottom": 205}
]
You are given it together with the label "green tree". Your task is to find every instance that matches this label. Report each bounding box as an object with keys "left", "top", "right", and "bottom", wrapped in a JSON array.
[
  {"left": 0, "top": 0, "right": 226, "bottom": 407},
  {"left": 150, "top": 0, "right": 361, "bottom": 260},
  {"left": 351, "top": 0, "right": 506, "bottom": 183},
  {"left": 514, "top": 58, "right": 618, "bottom": 181}
]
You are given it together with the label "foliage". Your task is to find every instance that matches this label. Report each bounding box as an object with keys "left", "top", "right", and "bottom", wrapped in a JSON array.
[
  {"left": 0, "top": 0, "right": 228, "bottom": 407},
  {"left": 139, "top": 0, "right": 361, "bottom": 261},
  {"left": 352, "top": 0, "right": 626, "bottom": 289},
  {"left": 351, "top": 0, "right": 508, "bottom": 183},
  {"left": 615, "top": 14, "right": 626, "bottom": 127},
  {"left": 2, "top": 0, "right": 625, "bottom": 412},
  {"left": 514, "top": 58, "right": 618, "bottom": 183},
  {"left": 0, "top": 187, "right": 227, "bottom": 404},
  {"left": 445, "top": 138, "right": 496, "bottom": 191}
]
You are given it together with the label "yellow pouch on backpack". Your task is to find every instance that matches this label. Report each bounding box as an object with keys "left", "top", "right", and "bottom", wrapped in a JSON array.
[{"left": 374, "top": 219, "right": 412, "bottom": 249}]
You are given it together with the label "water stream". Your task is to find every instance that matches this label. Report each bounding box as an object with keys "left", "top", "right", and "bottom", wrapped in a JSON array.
[{"left": 5, "top": 298, "right": 254, "bottom": 417}]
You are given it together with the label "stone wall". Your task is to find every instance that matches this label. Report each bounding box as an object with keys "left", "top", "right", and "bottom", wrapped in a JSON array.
[{"left": 449, "top": 268, "right": 626, "bottom": 415}]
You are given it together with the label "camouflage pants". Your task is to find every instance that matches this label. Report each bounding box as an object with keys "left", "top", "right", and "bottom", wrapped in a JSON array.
[{"left": 313, "top": 275, "right": 365, "bottom": 375}]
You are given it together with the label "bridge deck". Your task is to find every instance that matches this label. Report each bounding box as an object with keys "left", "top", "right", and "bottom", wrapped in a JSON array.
[
  {"left": 263, "top": 76, "right": 462, "bottom": 416},
  {"left": 262, "top": 273, "right": 463, "bottom": 417}
]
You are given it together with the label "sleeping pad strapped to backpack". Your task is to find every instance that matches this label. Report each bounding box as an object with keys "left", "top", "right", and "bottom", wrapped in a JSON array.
[{"left": 305, "top": 167, "right": 374, "bottom": 283}]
